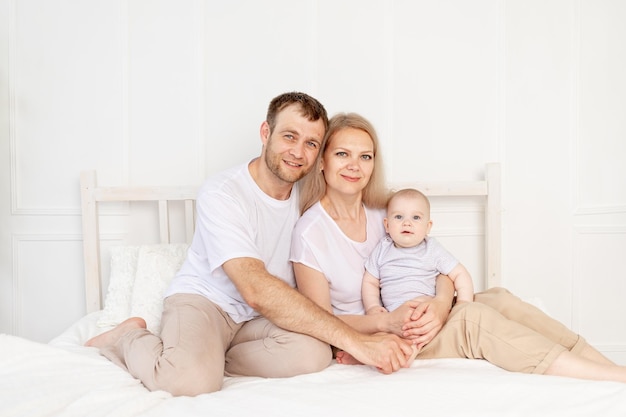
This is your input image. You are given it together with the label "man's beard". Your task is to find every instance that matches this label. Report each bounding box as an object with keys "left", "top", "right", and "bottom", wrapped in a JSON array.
[{"left": 264, "top": 150, "right": 308, "bottom": 184}]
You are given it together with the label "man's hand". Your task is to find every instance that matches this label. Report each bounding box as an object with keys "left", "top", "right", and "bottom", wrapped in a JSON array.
[{"left": 348, "top": 332, "right": 416, "bottom": 374}]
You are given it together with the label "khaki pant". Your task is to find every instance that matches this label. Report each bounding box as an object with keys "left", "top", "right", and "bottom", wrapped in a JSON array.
[
  {"left": 101, "top": 293, "right": 332, "bottom": 396},
  {"left": 418, "top": 287, "right": 591, "bottom": 374}
]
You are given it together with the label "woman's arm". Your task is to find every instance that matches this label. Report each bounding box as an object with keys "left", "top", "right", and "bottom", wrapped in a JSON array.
[{"left": 294, "top": 262, "right": 412, "bottom": 336}]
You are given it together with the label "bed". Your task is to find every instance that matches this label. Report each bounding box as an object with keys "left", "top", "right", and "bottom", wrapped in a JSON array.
[{"left": 2, "top": 163, "right": 626, "bottom": 417}]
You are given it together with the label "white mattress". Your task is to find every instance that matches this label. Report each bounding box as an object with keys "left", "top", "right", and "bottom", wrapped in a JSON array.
[{"left": 2, "top": 311, "right": 626, "bottom": 417}]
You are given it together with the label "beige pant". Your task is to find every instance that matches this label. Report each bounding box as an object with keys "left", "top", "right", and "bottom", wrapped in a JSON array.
[
  {"left": 418, "top": 287, "right": 591, "bottom": 374},
  {"left": 101, "top": 293, "right": 332, "bottom": 396}
]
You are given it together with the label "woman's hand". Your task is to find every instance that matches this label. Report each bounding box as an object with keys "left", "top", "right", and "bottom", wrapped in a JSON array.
[
  {"left": 400, "top": 274, "right": 455, "bottom": 348},
  {"left": 401, "top": 296, "right": 450, "bottom": 348}
]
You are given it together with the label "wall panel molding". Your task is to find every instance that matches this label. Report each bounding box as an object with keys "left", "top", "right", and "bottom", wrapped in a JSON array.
[
  {"left": 120, "top": 0, "right": 130, "bottom": 186},
  {"left": 8, "top": 2, "right": 81, "bottom": 216},
  {"left": 572, "top": 0, "right": 626, "bottom": 215},
  {"left": 193, "top": 0, "right": 206, "bottom": 181},
  {"left": 8, "top": 0, "right": 20, "bottom": 216},
  {"left": 11, "top": 233, "right": 125, "bottom": 336},
  {"left": 574, "top": 204, "right": 626, "bottom": 216},
  {"left": 10, "top": 0, "right": 129, "bottom": 216},
  {"left": 12, "top": 234, "right": 82, "bottom": 336},
  {"left": 571, "top": 225, "right": 626, "bottom": 336}
]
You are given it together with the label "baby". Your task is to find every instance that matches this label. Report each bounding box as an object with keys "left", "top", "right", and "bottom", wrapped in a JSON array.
[
  {"left": 337, "top": 188, "right": 474, "bottom": 365},
  {"left": 362, "top": 188, "right": 474, "bottom": 314}
]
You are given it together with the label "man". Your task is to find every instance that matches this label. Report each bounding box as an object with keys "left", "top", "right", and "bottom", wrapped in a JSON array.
[{"left": 86, "top": 92, "right": 415, "bottom": 396}]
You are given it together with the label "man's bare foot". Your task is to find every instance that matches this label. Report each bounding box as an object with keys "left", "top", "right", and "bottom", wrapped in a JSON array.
[
  {"left": 85, "top": 317, "right": 147, "bottom": 348},
  {"left": 336, "top": 350, "right": 363, "bottom": 365}
]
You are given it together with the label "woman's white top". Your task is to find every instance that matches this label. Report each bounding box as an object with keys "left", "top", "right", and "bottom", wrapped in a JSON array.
[{"left": 290, "top": 202, "right": 386, "bottom": 315}]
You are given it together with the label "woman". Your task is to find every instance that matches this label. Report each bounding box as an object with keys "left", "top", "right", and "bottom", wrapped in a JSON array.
[{"left": 290, "top": 112, "right": 626, "bottom": 382}]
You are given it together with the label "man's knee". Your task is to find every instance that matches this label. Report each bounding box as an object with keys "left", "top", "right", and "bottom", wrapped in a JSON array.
[
  {"left": 166, "top": 378, "right": 222, "bottom": 397},
  {"left": 154, "top": 365, "right": 224, "bottom": 397},
  {"left": 302, "top": 338, "right": 333, "bottom": 373},
  {"left": 284, "top": 336, "right": 332, "bottom": 375}
]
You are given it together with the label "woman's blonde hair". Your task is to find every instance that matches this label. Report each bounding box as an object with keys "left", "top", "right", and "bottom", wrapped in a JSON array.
[{"left": 299, "top": 112, "right": 390, "bottom": 213}]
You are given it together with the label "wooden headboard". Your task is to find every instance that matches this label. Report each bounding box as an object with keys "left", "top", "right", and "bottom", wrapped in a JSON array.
[
  {"left": 80, "top": 163, "right": 501, "bottom": 313},
  {"left": 80, "top": 171, "right": 197, "bottom": 313},
  {"left": 389, "top": 162, "right": 502, "bottom": 290}
]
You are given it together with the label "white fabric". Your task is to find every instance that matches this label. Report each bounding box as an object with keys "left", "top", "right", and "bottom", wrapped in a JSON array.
[
  {"left": 290, "top": 202, "right": 386, "bottom": 315},
  {"left": 130, "top": 243, "right": 189, "bottom": 333},
  {"left": 98, "top": 245, "right": 140, "bottom": 326},
  {"left": 365, "top": 235, "right": 458, "bottom": 311},
  {"left": 1, "top": 314, "right": 626, "bottom": 417},
  {"left": 97, "top": 244, "right": 188, "bottom": 332},
  {"left": 165, "top": 162, "right": 300, "bottom": 323}
]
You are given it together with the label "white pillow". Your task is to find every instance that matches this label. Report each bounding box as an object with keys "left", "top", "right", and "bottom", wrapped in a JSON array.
[
  {"left": 97, "top": 243, "right": 189, "bottom": 334},
  {"left": 97, "top": 245, "right": 140, "bottom": 327},
  {"left": 130, "top": 243, "right": 189, "bottom": 334}
]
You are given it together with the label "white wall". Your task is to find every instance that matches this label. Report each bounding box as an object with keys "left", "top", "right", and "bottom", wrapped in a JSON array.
[{"left": 1, "top": 0, "right": 624, "bottom": 362}]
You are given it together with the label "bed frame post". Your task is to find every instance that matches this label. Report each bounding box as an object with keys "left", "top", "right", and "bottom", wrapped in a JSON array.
[
  {"left": 184, "top": 200, "right": 195, "bottom": 244},
  {"left": 486, "top": 163, "right": 502, "bottom": 288},
  {"left": 158, "top": 200, "right": 170, "bottom": 244},
  {"left": 80, "top": 170, "right": 102, "bottom": 313}
]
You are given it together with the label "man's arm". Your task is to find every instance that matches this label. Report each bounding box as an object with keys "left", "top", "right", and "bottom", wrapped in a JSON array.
[{"left": 223, "top": 257, "right": 415, "bottom": 373}]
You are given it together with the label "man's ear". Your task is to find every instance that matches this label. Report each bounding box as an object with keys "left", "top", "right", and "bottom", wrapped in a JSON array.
[{"left": 260, "top": 121, "right": 270, "bottom": 145}]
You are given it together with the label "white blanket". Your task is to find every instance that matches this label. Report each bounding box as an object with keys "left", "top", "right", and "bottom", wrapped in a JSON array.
[{"left": 2, "top": 313, "right": 626, "bottom": 417}]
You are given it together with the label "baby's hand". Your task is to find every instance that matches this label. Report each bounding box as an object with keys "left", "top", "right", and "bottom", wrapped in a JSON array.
[{"left": 366, "top": 306, "right": 388, "bottom": 315}]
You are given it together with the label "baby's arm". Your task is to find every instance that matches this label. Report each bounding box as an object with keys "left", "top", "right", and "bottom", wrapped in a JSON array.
[
  {"left": 447, "top": 263, "right": 474, "bottom": 303},
  {"left": 362, "top": 270, "right": 387, "bottom": 314}
]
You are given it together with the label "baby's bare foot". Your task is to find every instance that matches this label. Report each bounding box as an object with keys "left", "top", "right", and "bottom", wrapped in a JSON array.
[
  {"left": 85, "top": 317, "right": 146, "bottom": 348},
  {"left": 336, "top": 350, "right": 363, "bottom": 365},
  {"left": 406, "top": 344, "right": 420, "bottom": 367}
]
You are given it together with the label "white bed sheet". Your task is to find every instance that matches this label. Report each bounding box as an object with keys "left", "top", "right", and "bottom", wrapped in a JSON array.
[{"left": 2, "top": 311, "right": 626, "bottom": 417}]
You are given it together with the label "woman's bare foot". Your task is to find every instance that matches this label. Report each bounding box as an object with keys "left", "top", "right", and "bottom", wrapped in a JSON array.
[
  {"left": 85, "top": 317, "right": 147, "bottom": 348},
  {"left": 336, "top": 350, "right": 363, "bottom": 365}
]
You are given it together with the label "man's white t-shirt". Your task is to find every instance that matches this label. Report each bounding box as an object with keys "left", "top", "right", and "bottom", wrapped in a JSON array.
[{"left": 165, "top": 162, "right": 299, "bottom": 323}]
